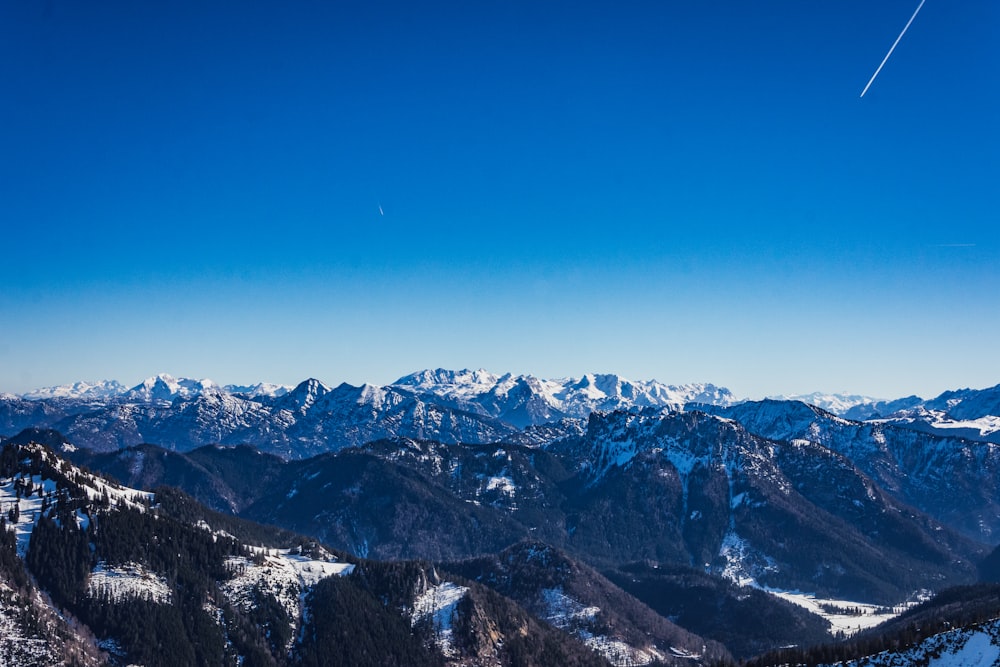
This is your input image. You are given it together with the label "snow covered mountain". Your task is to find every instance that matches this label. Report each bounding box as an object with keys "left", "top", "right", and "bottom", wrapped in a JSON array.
[
  {"left": 551, "top": 409, "right": 980, "bottom": 601},
  {"left": 7, "top": 372, "right": 1000, "bottom": 666},
  {"left": 445, "top": 541, "right": 731, "bottom": 665},
  {"left": 872, "top": 406, "right": 1000, "bottom": 444},
  {"left": 0, "top": 440, "right": 348, "bottom": 664},
  {"left": 2, "top": 370, "right": 739, "bottom": 457},
  {"left": 395, "top": 368, "right": 738, "bottom": 427},
  {"left": 817, "top": 384, "right": 1000, "bottom": 444},
  {"left": 869, "top": 384, "right": 1000, "bottom": 444},
  {"left": 923, "top": 384, "right": 1000, "bottom": 420},
  {"left": 119, "top": 373, "right": 221, "bottom": 403},
  {"left": 9, "top": 408, "right": 999, "bottom": 665},
  {"left": 19, "top": 380, "right": 127, "bottom": 401},
  {"left": 836, "top": 618, "right": 1000, "bottom": 667},
  {"left": 18, "top": 375, "right": 292, "bottom": 404},
  {"left": 761, "top": 385, "right": 1000, "bottom": 445}
]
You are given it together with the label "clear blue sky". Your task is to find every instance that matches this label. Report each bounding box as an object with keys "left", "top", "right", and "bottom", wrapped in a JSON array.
[{"left": 2, "top": 0, "right": 997, "bottom": 399}]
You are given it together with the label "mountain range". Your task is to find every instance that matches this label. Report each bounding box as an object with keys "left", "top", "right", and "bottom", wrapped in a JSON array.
[
  {"left": 5, "top": 371, "right": 1000, "bottom": 458},
  {"left": 4, "top": 370, "right": 1000, "bottom": 665},
  {"left": 1, "top": 371, "right": 737, "bottom": 457},
  {"left": 0, "top": 440, "right": 644, "bottom": 666},
  {"left": 47, "top": 406, "right": 991, "bottom": 599}
]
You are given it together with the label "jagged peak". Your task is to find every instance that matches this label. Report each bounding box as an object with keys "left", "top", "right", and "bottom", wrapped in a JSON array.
[
  {"left": 124, "top": 374, "right": 219, "bottom": 402},
  {"left": 277, "top": 378, "right": 334, "bottom": 413}
]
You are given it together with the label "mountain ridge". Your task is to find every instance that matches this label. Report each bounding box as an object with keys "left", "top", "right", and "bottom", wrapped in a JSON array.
[
  {"left": 2, "top": 370, "right": 741, "bottom": 457},
  {"left": 14, "top": 370, "right": 1000, "bottom": 427},
  {"left": 0, "top": 438, "right": 656, "bottom": 666}
]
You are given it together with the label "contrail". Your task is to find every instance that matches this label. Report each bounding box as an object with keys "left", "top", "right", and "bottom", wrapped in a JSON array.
[{"left": 860, "top": 0, "right": 926, "bottom": 98}]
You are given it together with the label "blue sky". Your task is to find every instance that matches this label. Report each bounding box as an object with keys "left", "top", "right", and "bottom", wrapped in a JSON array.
[{"left": 2, "top": 0, "right": 997, "bottom": 399}]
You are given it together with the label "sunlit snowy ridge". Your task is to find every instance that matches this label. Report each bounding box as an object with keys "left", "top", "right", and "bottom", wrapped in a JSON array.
[
  {"left": 0, "top": 440, "right": 360, "bottom": 662},
  {"left": 8, "top": 371, "right": 1000, "bottom": 463},
  {"left": 828, "top": 618, "right": 1000, "bottom": 667},
  {"left": 0, "top": 443, "right": 153, "bottom": 556}
]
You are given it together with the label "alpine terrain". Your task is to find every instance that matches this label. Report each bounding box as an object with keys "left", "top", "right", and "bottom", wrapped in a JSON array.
[{"left": 3, "top": 370, "right": 1000, "bottom": 666}]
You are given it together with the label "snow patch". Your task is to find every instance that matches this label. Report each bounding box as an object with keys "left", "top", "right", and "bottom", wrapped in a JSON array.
[
  {"left": 0, "top": 476, "right": 57, "bottom": 556},
  {"left": 540, "top": 587, "right": 600, "bottom": 628},
  {"left": 583, "top": 635, "right": 670, "bottom": 666},
  {"left": 540, "top": 587, "right": 668, "bottom": 666},
  {"left": 718, "top": 532, "right": 778, "bottom": 588},
  {"left": 486, "top": 475, "right": 516, "bottom": 496},
  {"left": 411, "top": 581, "right": 469, "bottom": 658},
  {"left": 223, "top": 547, "right": 354, "bottom": 633},
  {"left": 87, "top": 562, "right": 171, "bottom": 604},
  {"left": 0, "top": 582, "right": 62, "bottom": 666}
]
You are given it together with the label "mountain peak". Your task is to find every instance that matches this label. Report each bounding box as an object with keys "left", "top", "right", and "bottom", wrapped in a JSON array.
[
  {"left": 124, "top": 374, "right": 219, "bottom": 402},
  {"left": 568, "top": 372, "right": 627, "bottom": 397},
  {"left": 394, "top": 368, "right": 500, "bottom": 389},
  {"left": 278, "top": 378, "right": 333, "bottom": 412}
]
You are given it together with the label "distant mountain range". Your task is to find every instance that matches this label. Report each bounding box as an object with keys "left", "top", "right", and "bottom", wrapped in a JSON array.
[
  {"left": 1, "top": 370, "right": 737, "bottom": 457},
  {"left": 12, "top": 369, "right": 735, "bottom": 415},
  {"left": 4, "top": 371, "right": 999, "bottom": 457},
  {"left": 17, "top": 375, "right": 291, "bottom": 402}
]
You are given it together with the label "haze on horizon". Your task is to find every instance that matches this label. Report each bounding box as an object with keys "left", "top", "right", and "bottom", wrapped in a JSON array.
[{"left": 2, "top": 1, "right": 997, "bottom": 401}]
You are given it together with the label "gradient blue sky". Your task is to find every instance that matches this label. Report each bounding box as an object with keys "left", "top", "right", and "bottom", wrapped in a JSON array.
[{"left": 2, "top": 0, "right": 998, "bottom": 399}]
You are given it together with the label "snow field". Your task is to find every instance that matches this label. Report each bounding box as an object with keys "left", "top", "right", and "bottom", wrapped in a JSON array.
[
  {"left": 718, "top": 530, "right": 921, "bottom": 637},
  {"left": 765, "top": 589, "right": 918, "bottom": 636}
]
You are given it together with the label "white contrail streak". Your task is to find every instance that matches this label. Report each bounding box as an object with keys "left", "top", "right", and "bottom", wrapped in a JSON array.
[{"left": 860, "top": 0, "right": 926, "bottom": 98}]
